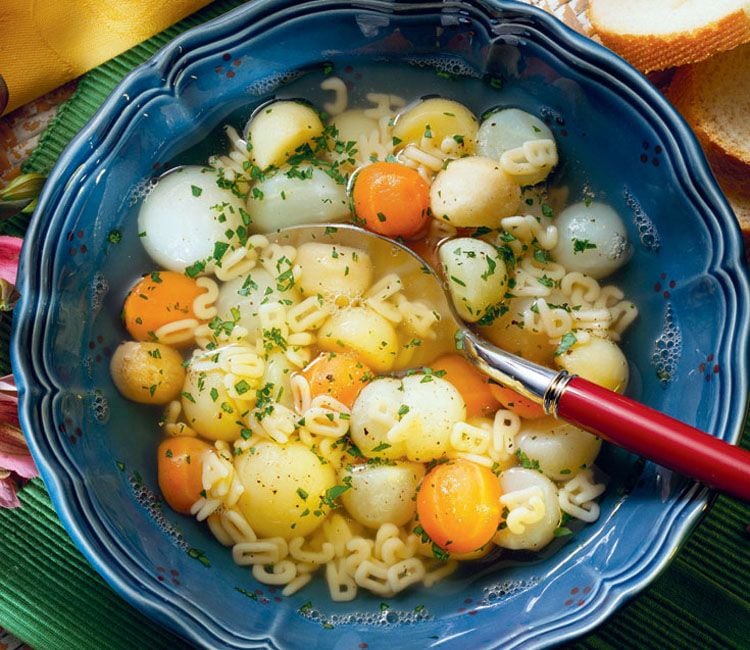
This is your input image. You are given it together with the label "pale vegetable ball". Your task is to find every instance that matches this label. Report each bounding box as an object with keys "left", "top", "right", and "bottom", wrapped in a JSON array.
[
  {"left": 247, "top": 166, "right": 349, "bottom": 232},
  {"left": 138, "top": 166, "right": 245, "bottom": 273},
  {"left": 350, "top": 378, "right": 408, "bottom": 459},
  {"left": 181, "top": 365, "right": 243, "bottom": 441},
  {"left": 478, "top": 297, "right": 557, "bottom": 366},
  {"left": 557, "top": 336, "right": 629, "bottom": 393},
  {"left": 393, "top": 98, "right": 478, "bottom": 152},
  {"left": 439, "top": 237, "right": 508, "bottom": 322},
  {"left": 400, "top": 374, "right": 466, "bottom": 462},
  {"left": 295, "top": 243, "right": 373, "bottom": 299},
  {"left": 110, "top": 342, "right": 185, "bottom": 404},
  {"left": 340, "top": 462, "right": 425, "bottom": 529},
  {"left": 215, "top": 268, "right": 296, "bottom": 344},
  {"left": 493, "top": 467, "right": 561, "bottom": 551},
  {"left": 235, "top": 441, "right": 336, "bottom": 539},
  {"left": 330, "top": 110, "right": 379, "bottom": 144},
  {"left": 551, "top": 202, "right": 631, "bottom": 279},
  {"left": 516, "top": 417, "right": 602, "bottom": 481},
  {"left": 477, "top": 108, "right": 556, "bottom": 185},
  {"left": 318, "top": 306, "right": 399, "bottom": 372},
  {"left": 246, "top": 100, "right": 324, "bottom": 170},
  {"left": 430, "top": 157, "right": 521, "bottom": 228}
]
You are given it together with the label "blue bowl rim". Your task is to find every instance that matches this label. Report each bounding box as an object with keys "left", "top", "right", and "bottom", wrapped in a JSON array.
[{"left": 12, "top": 0, "right": 750, "bottom": 647}]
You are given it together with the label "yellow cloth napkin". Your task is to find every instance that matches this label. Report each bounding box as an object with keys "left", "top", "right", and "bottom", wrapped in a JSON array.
[{"left": 0, "top": 0, "right": 214, "bottom": 115}]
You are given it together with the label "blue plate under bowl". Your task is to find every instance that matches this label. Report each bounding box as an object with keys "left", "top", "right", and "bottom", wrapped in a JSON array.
[{"left": 12, "top": 1, "right": 750, "bottom": 648}]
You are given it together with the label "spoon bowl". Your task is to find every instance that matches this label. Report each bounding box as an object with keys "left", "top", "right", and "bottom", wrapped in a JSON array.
[{"left": 271, "top": 223, "right": 750, "bottom": 502}]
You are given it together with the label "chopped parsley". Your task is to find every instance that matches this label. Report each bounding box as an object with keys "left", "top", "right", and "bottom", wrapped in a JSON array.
[
  {"left": 107, "top": 230, "right": 122, "bottom": 244},
  {"left": 555, "top": 331, "right": 578, "bottom": 356},
  {"left": 516, "top": 449, "right": 541, "bottom": 471},
  {"left": 573, "top": 238, "right": 597, "bottom": 254}
]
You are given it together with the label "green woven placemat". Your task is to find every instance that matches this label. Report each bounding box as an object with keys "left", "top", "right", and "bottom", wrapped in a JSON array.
[{"left": 1, "top": 0, "right": 749, "bottom": 646}]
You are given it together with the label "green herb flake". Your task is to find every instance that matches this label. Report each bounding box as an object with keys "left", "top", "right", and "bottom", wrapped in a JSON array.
[
  {"left": 555, "top": 331, "right": 578, "bottom": 356},
  {"left": 234, "top": 379, "right": 251, "bottom": 395},
  {"left": 516, "top": 449, "right": 541, "bottom": 472},
  {"left": 107, "top": 230, "right": 122, "bottom": 244},
  {"left": 187, "top": 548, "right": 211, "bottom": 567},
  {"left": 573, "top": 238, "right": 597, "bottom": 254},
  {"left": 213, "top": 241, "right": 230, "bottom": 261},
  {"left": 481, "top": 256, "right": 497, "bottom": 280},
  {"left": 184, "top": 260, "right": 206, "bottom": 278},
  {"left": 191, "top": 185, "right": 203, "bottom": 197},
  {"left": 431, "top": 543, "right": 450, "bottom": 561},
  {"left": 320, "top": 484, "right": 351, "bottom": 508}
]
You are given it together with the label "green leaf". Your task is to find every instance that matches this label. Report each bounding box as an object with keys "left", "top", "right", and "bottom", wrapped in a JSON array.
[{"left": 555, "top": 331, "right": 578, "bottom": 356}]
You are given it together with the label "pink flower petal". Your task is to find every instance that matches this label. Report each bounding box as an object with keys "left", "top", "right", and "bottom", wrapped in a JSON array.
[
  {"left": 0, "top": 236, "right": 23, "bottom": 285},
  {"left": 0, "top": 375, "right": 38, "bottom": 481},
  {"left": 0, "top": 477, "right": 21, "bottom": 508},
  {"left": 0, "top": 394, "right": 20, "bottom": 429},
  {"left": 0, "top": 449, "right": 37, "bottom": 479},
  {"left": 0, "top": 373, "right": 16, "bottom": 392},
  {"left": 0, "top": 417, "right": 25, "bottom": 445}
]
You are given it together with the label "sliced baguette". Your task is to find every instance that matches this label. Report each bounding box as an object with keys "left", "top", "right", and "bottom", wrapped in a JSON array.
[
  {"left": 667, "top": 43, "right": 750, "bottom": 182},
  {"left": 718, "top": 177, "right": 750, "bottom": 256},
  {"left": 588, "top": 0, "right": 750, "bottom": 72}
]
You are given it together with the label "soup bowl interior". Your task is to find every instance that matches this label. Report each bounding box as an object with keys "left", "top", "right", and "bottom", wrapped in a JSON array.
[{"left": 12, "top": 1, "right": 749, "bottom": 648}]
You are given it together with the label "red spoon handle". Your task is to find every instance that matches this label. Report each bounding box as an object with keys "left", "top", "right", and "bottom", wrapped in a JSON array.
[{"left": 556, "top": 377, "right": 750, "bottom": 501}]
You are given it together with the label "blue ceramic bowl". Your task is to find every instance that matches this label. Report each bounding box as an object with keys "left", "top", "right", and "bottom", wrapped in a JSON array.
[{"left": 12, "top": 1, "right": 750, "bottom": 648}]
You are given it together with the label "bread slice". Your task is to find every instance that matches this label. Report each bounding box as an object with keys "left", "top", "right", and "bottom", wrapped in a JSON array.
[
  {"left": 717, "top": 175, "right": 750, "bottom": 257},
  {"left": 667, "top": 43, "right": 750, "bottom": 182},
  {"left": 588, "top": 0, "right": 750, "bottom": 72}
]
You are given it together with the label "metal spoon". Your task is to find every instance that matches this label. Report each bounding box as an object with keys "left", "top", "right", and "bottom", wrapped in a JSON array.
[{"left": 270, "top": 223, "right": 750, "bottom": 502}]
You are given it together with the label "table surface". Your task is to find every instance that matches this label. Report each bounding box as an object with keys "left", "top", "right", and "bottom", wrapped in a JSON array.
[{"left": 0, "top": 1, "right": 748, "bottom": 648}]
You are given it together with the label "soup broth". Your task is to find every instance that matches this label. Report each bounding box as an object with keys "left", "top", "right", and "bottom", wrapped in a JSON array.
[{"left": 108, "top": 61, "right": 637, "bottom": 602}]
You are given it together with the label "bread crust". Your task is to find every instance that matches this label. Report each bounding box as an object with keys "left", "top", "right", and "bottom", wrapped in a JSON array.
[
  {"left": 667, "top": 59, "right": 750, "bottom": 181},
  {"left": 590, "top": 8, "right": 750, "bottom": 72}
]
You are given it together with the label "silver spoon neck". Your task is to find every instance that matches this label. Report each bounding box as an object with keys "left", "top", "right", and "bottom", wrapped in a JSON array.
[{"left": 459, "top": 327, "right": 572, "bottom": 415}]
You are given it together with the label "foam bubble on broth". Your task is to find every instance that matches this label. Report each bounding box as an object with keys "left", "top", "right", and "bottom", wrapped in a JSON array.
[
  {"left": 298, "top": 606, "right": 431, "bottom": 628},
  {"left": 651, "top": 303, "right": 681, "bottom": 386},
  {"left": 91, "top": 272, "right": 109, "bottom": 312},
  {"left": 246, "top": 70, "right": 305, "bottom": 96},
  {"left": 484, "top": 577, "right": 539, "bottom": 600},
  {"left": 90, "top": 390, "right": 110, "bottom": 423},
  {"left": 127, "top": 177, "right": 158, "bottom": 207},
  {"left": 624, "top": 188, "right": 661, "bottom": 253},
  {"left": 129, "top": 474, "right": 189, "bottom": 551},
  {"left": 404, "top": 55, "right": 480, "bottom": 78}
]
